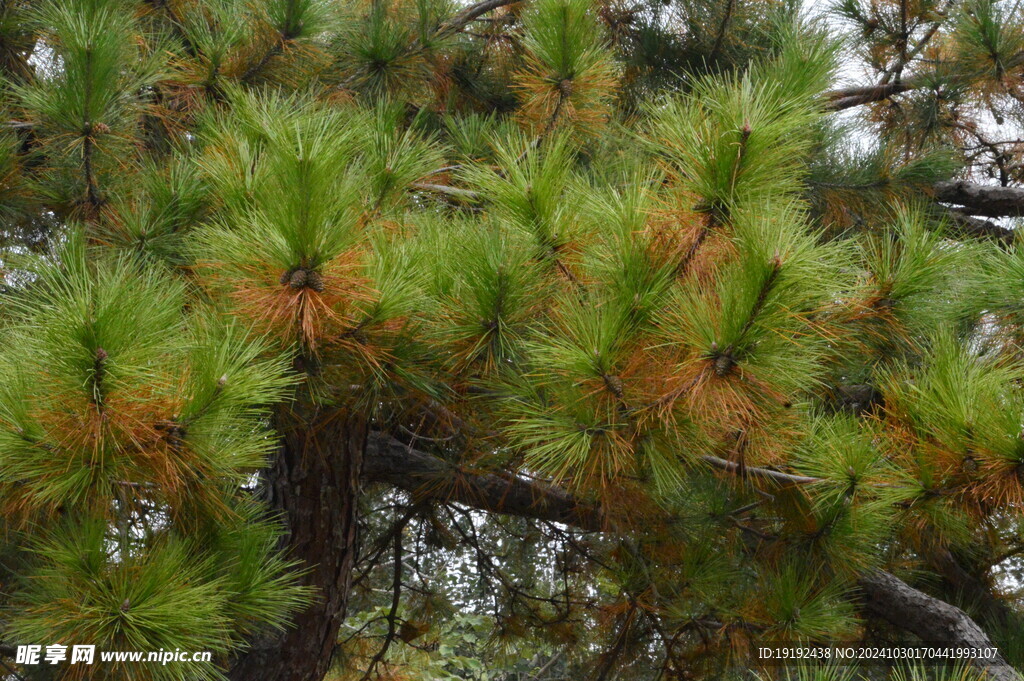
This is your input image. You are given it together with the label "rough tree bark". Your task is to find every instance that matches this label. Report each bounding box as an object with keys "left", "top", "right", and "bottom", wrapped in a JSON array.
[
  {"left": 825, "top": 79, "right": 921, "bottom": 111},
  {"left": 229, "top": 406, "right": 367, "bottom": 681},
  {"left": 934, "top": 181, "right": 1024, "bottom": 219},
  {"left": 362, "top": 432, "right": 606, "bottom": 531},
  {"left": 859, "top": 570, "right": 1020, "bottom": 681}
]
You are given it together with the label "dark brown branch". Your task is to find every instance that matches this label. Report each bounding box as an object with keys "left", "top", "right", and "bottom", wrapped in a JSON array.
[
  {"left": 592, "top": 600, "right": 638, "bottom": 681},
  {"left": 824, "top": 79, "right": 922, "bottom": 111},
  {"left": 358, "top": 522, "right": 404, "bottom": 681},
  {"left": 674, "top": 220, "right": 712, "bottom": 277},
  {"left": 436, "top": 0, "right": 520, "bottom": 39},
  {"left": 362, "top": 433, "right": 605, "bottom": 531},
  {"left": 858, "top": 569, "right": 1020, "bottom": 681},
  {"left": 823, "top": 384, "right": 884, "bottom": 415},
  {"left": 724, "top": 254, "right": 780, "bottom": 359},
  {"left": 706, "top": 0, "right": 735, "bottom": 65},
  {"left": 947, "top": 211, "right": 1015, "bottom": 244},
  {"left": 883, "top": 0, "right": 952, "bottom": 82}
]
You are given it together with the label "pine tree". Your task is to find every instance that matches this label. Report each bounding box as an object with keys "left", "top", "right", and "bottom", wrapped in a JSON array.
[{"left": 0, "top": 0, "right": 1023, "bottom": 680}]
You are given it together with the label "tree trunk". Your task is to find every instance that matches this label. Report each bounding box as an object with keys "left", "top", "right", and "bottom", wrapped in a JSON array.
[{"left": 229, "top": 406, "right": 366, "bottom": 681}]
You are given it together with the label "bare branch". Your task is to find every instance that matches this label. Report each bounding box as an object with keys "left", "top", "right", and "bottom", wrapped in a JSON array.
[
  {"left": 698, "top": 454, "right": 822, "bottom": 485},
  {"left": 824, "top": 79, "right": 921, "bottom": 111},
  {"left": 436, "top": 0, "right": 520, "bottom": 39},
  {"left": 363, "top": 432, "right": 606, "bottom": 531},
  {"left": 934, "top": 180, "right": 1024, "bottom": 218}
]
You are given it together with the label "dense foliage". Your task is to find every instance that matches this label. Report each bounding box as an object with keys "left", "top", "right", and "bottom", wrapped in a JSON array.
[{"left": 0, "top": 0, "right": 1023, "bottom": 679}]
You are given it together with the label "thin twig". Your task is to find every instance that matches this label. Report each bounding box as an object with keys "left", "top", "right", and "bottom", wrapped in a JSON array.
[{"left": 358, "top": 521, "right": 405, "bottom": 681}]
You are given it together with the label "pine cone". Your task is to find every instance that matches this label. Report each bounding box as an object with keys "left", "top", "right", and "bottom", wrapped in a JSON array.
[
  {"left": 282, "top": 267, "right": 324, "bottom": 291},
  {"left": 288, "top": 268, "right": 308, "bottom": 289},
  {"left": 306, "top": 270, "right": 324, "bottom": 292},
  {"left": 713, "top": 352, "right": 734, "bottom": 376}
]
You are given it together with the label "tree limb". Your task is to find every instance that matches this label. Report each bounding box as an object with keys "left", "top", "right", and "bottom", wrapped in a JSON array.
[
  {"left": 934, "top": 181, "right": 1024, "bottom": 219},
  {"left": 858, "top": 569, "right": 1020, "bottom": 681},
  {"left": 413, "top": 172, "right": 1024, "bottom": 226},
  {"left": 823, "top": 50, "right": 1024, "bottom": 112},
  {"left": 363, "top": 432, "right": 1021, "bottom": 680},
  {"left": 436, "top": 0, "right": 520, "bottom": 39},
  {"left": 363, "top": 432, "right": 605, "bottom": 531},
  {"left": 946, "top": 211, "right": 1015, "bottom": 244},
  {"left": 699, "top": 454, "right": 822, "bottom": 485},
  {"left": 824, "top": 79, "right": 921, "bottom": 111}
]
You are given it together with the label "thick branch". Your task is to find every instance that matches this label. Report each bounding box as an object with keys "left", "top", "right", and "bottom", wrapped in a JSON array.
[
  {"left": 363, "top": 432, "right": 1020, "bottom": 680},
  {"left": 947, "top": 211, "right": 1015, "bottom": 244},
  {"left": 934, "top": 181, "right": 1024, "bottom": 219},
  {"left": 436, "top": 0, "right": 519, "bottom": 39},
  {"left": 363, "top": 432, "right": 605, "bottom": 531},
  {"left": 824, "top": 79, "right": 921, "bottom": 111},
  {"left": 858, "top": 569, "right": 1020, "bottom": 681}
]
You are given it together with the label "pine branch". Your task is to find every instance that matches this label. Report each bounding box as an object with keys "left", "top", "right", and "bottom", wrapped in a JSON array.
[
  {"left": 436, "top": 0, "right": 520, "bottom": 40},
  {"left": 858, "top": 570, "right": 1019, "bottom": 681},
  {"left": 362, "top": 0, "right": 518, "bottom": 77},
  {"left": 362, "top": 432, "right": 606, "bottom": 531},
  {"left": 881, "top": 0, "right": 954, "bottom": 84},
  {"left": 824, "top": 52, "right": 1024, "bottom": 111},
  {"left": 946, "top": 211, "right": 1014, "bottom": 244},
  {"left": 698, "top": 454, "right": 822, "bottom": 485},
  {"left": 738, "top": 258, "right": 778, "bottom": 340},
  {"left": 934, "top": 180, "right": 1024, "bottom": 218},
  {"left": 824, "top": 78, "right": 922, "bottom": 111},
  {"left": 362, "top": 432, "right": 1019, "bottom": 681},
  {"left": 416, "top": 178, "right": 1024, "bottom": 229},
  {"left": 673, "top": 221, "right": 711, "bottom": 277},
  {"left": 81, "top": 49, "right": 101, "bottom": 210},
  {"left": 592, "top": 600, "right": 638, "bottom": 681}
]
